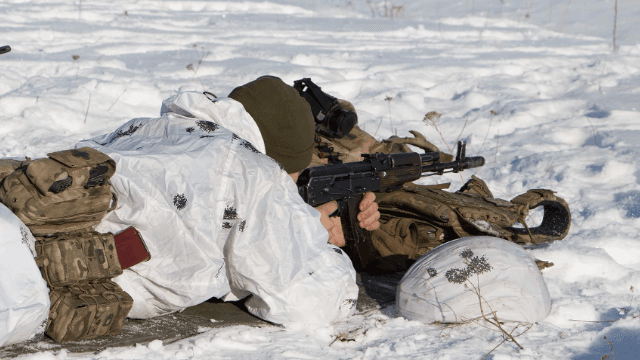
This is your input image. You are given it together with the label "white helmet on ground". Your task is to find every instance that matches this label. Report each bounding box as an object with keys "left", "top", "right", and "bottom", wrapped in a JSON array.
[{"left": 396, "top": 236, "right": 551, "bottom": 324}]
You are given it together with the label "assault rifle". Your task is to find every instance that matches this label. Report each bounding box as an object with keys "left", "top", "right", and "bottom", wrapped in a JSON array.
[{"left": 297, "top": 141, "right": 485, "bottom": 271}]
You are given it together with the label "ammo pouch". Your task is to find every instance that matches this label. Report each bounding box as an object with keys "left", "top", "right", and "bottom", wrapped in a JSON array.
[
  {"left": 35, "top": 231, "right": 123, "bottom": 287},
  {"left": 0, "top": 147, "right": 117, "bottom": 235},
  {"left": 46, "top": 280, "right": 133, "bottom": 343}
]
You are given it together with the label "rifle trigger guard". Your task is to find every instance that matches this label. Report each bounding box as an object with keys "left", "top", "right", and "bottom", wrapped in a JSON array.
[{"left": 329, "top": 201, "right": 347, "bottom": 218}]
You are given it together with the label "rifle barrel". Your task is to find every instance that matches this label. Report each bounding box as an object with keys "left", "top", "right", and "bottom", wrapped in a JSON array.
[
  {"left": 421, "top": 156, "right": 485, "bottom": 174},
  {"left": 464, "top": 156, "right": 485, "bottom": 169}
]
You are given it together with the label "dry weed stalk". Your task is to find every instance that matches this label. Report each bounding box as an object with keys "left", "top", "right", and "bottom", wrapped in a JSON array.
[
  {"left": 72, "top": 54, "right": 80, "bottom": 79},
  {"left": 474, "top": 109, "right": 497, "bottom": 176},
  {"left": 365, "top": 0, "right": 376, "bottom": 17},
  {"left": 481, "top": 323, "right": 531, "bottom": 360},
  {"left": 437, "top": 310, "right": 497, "bottom": 338},
  {"left": 613, "top": 0, "right": 618, "bottom": 53},
  {"left": 373, "top": 95, "right": 394, "bottom": 137},
  {"left": 186, "top": 44, "right": 209, "bottom": 91},
  {"left": 422, "top": 111, "right": 471, "bottom": 182},
  {"left": 83, "top": 92, "right": 91, "bottom": 123},
  {"left": 329, "top": 325, "right": 367, "bottom": 346},
  {"left": 107, "top": 89, "right": 127, "bottom": 112},
  {"left": 440, "top": 249, "right": 531, "bottom": 359},
  {"left": 479, "top": 110, "right": 496, "bottom": 152},
  {"left": 385, "top": 96, "right": 394, "bottom": 135},
  {"left": 542, "top": 157, "right": 556, "bottom": 178},
  {"left": 366, "top": 0, "right": 404, "bottom": 18},
  {"left": 390, "top": 4, "right": 404, "bottom": 18},
  {"left": 616, "top": 285, "right": 635, "bottom": 316},
  {"left": 494, "top": 129, "right": 500, "bottom": 168},
  {"left": 601, "top": 335, "right": 616, "bottom": 360},
  {"left": 423, "top": 111, "right": 452, "bottom": 154},
  {"left": 465, "top": 279, "right": 526, "bottom": 352},
  {"left": 454, "top": 116, "right": 470, "bottom": 146}
]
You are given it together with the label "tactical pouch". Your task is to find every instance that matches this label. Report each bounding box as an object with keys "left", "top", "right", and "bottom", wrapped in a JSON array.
[
  {"left": 372, "top": 217, "right": 445, "bottom": 260},
  {"left": 0, "top": 147, "right": 117, "bottom": 235},
  {"left": 46, "top": 280, "right": 133, "bottom": 343},
  {"left": 35, "top": 231, "right": 123, "bottom": 287}
]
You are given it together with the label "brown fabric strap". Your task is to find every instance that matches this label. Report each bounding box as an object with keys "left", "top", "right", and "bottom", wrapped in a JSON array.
[
  {"left": 16, "top": 170, "right": 40, "bottom": 199},
  {"left": 107, "top": 190, "right": 118, "bottom": 213}
]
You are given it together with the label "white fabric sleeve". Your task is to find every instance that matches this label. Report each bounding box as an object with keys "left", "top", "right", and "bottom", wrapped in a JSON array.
[
  {"left": 224, "top": 152, "right": 359, "bottom": 326},
  {"left": 0, "top": 204, "right": 49, "bottom": 347}
]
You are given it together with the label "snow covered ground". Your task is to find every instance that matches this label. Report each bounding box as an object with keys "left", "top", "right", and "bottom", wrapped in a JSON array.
[{"left": 2, "top": 0, "right": 640, "bottom": 358}]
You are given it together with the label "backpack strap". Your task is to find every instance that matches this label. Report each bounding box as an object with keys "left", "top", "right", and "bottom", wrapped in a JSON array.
[
  {"left": 107, "top": 191, "right": 118, "bottom": 213},
  {"left": 16, "top": 169, "right": 41, "bottom": 199}
]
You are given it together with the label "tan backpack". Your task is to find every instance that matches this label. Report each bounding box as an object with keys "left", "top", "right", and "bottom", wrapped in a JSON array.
[{"left": 0, "top": 147, "right": 117, "bottom": 235}]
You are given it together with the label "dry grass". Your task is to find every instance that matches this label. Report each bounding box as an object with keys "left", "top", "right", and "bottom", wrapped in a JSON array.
[
  {"left": 465, "top": 276, "right": 531, "bottom": 359},
  {"left": 478, "top": 110, "right": 497, "bottom": 153},
  {"left": 107, "top": 89, "right": 127, "bottom": 112},
  {"left": 83, "top": 93, "right": 91, "bottom": 123},
  {"left": 186, "top": 44, "right": 209, "bottom": 91},
  {"left": 422, "top": 111, "right": 452, "bottom": 154},
  {"left": 613, "top": 0, "right": 618, "bottom": 52},
  {"left": 440, "top": 249, "right": 532, "bottom": 359},
  {"left": 373, "top": 95, "right": 394, "bottom": 137},
  {"left": 601, "top": 336, "right": 616, "bottom": 360},
  {"left": 365, "top": 0, "right": 404, "bottom": 18},
  {"left": 72, "top": 54, "right": 80, "bottom": 79}
]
